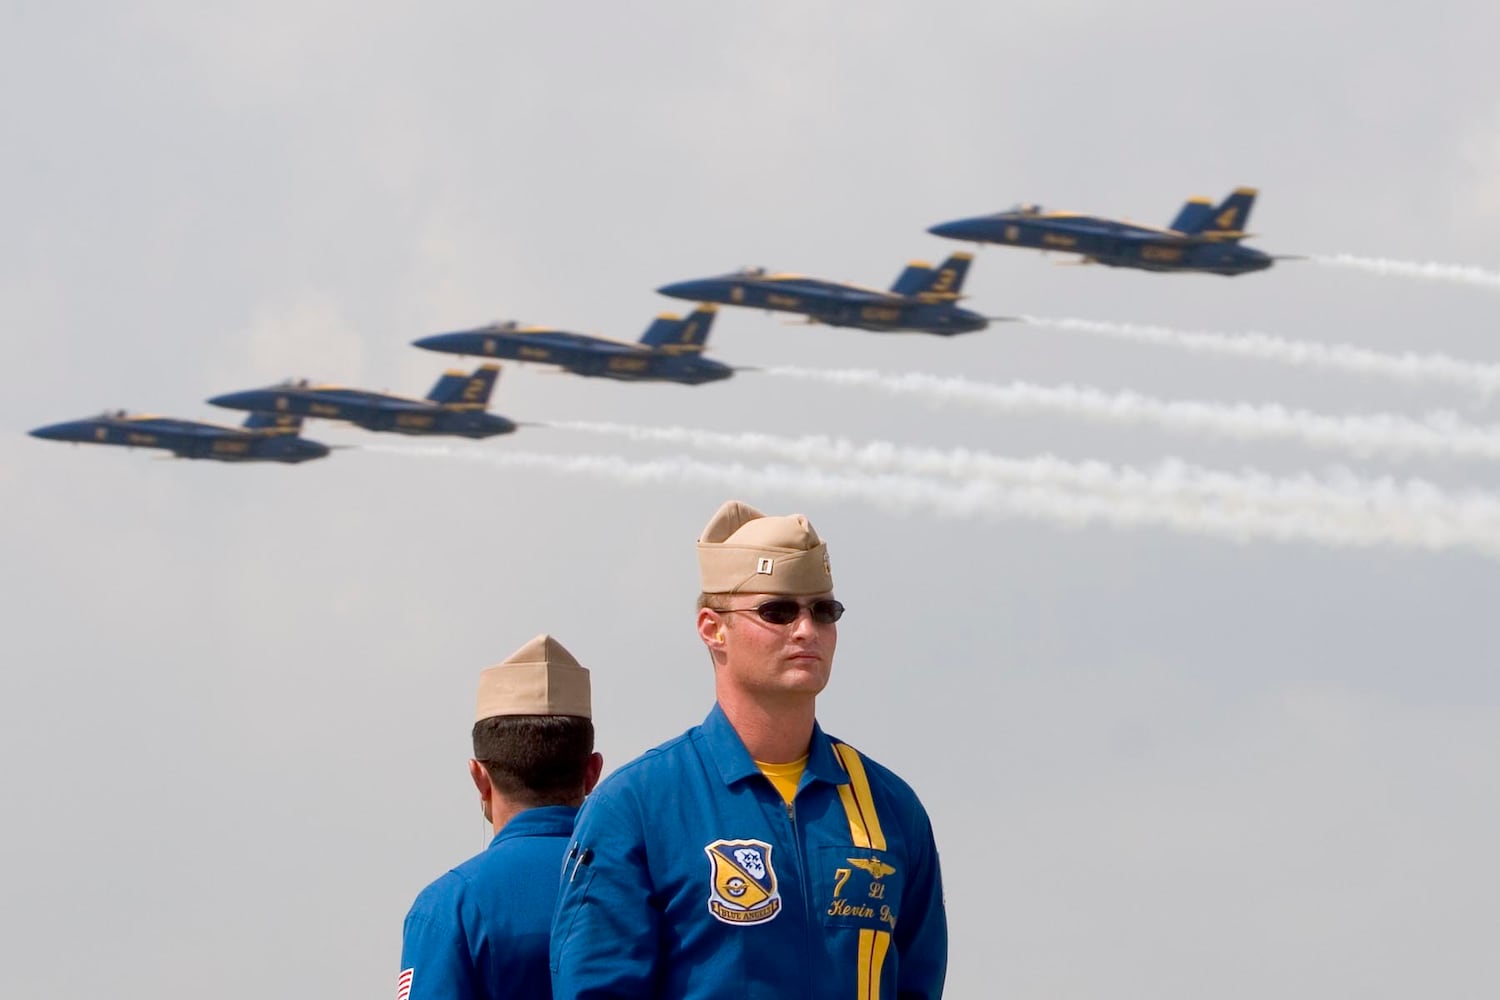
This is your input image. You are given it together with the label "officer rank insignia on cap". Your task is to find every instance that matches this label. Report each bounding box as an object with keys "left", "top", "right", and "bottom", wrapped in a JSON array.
[{"left": 704, "top": 839, "right": 782, "bottom": 925}]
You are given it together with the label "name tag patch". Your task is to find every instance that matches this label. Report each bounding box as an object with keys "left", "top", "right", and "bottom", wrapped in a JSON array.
[{"left": 819, "top": 846, "right": 901, "bottom": 931}]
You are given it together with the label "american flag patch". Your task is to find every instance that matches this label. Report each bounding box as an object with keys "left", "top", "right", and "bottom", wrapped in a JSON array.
[{"left": 397, "top": 968, "right": 413, "bottom": 1000}]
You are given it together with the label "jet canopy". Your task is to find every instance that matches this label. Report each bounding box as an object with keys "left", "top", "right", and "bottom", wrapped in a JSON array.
[{"left": 1008, "top": 203, "right": 1043, "bottom": 215}]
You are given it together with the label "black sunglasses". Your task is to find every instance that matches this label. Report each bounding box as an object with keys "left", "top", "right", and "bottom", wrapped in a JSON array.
[{"left": 719, "top": 598, "right": 845, "bottom": 626}]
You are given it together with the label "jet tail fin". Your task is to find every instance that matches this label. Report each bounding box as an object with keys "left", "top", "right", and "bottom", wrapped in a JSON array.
[
  {"left": 640, "top": 305, "right": 717, "bottom": 353},
  {"left": 890, "top": 261, "right": 937, "bottom": 296},
  {"left": 1198, "top": 188, "right": 1257, "bottom": 240},
  {"left": 427, "top": 364, "right": 501, "bottom": 407},
  {"left": 243, "top": 412, "right": 303, "bottom": 434},
  {"left": 908, "top": 252, "right": 974, "bottom": 300},
  {"left": 1169, "top": 197, "right": 1215, "bottom": 234}
]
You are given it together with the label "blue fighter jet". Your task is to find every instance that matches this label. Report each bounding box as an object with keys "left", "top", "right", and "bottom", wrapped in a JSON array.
[
  {"left": 29, "top": 410, "right": 330, "bottom": 463},
  {"left": 656, "top": 253, "right": 989, "bottom": 335},
  {"left": 928, "top": 188, "right": 1276, "bottom": 276},
  {"left": 208, "top": 364, "right": 516, "bottom": 439},
  {"left": 413, "top": 306, "right": 732, "bottom": 385}
]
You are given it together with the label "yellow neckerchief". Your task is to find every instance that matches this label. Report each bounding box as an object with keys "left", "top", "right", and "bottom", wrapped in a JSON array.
[{"left": 753, "top": 755, "right": 808, "bottom": 805}]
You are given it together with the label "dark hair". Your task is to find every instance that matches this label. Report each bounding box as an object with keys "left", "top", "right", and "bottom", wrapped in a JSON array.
[{"left": 472, "top": 715, "right": 595, "bottom": 807}]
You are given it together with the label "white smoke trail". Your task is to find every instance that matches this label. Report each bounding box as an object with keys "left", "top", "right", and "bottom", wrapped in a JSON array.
[
  {"left": 1021, "top": 316, "right": 1500, "bottom": 397},
  {"left": 549, "top": 419, "right": 1500, "bottom": 523},
  {"left": 362, "top": 443, "right": 1500, "bottom": 559},
  {"left": 1313, "top": 254, "right": 1500, "bottom": 289},
  {"left": 763, "top": 366, "right": 1500, "bottom": 463}
]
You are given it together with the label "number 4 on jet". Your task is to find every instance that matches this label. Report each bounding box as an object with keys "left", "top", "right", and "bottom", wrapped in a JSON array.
[{"left": 657, "top": 253, "right": 992, "bottom": 335}]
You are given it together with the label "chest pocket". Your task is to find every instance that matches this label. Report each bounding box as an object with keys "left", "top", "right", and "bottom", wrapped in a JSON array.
[{"left": 816, "top": 845, "right": 903, "bottom": 932}]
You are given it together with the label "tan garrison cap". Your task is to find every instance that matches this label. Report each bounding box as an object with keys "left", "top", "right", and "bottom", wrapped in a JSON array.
[
  {"left": 697, "top": 499, "right": 833, "bottom": 596},
  {"left": 475, "top": 634, "right": 592, "bottom": 721}
]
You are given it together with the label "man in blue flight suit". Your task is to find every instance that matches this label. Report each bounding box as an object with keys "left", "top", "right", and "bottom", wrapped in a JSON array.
[
  {"left": 401, "top": 634, "right": 603, "bottom": 1000},
  {"left": 552, "top": 501, "right": 947, "bottom": 1000}
]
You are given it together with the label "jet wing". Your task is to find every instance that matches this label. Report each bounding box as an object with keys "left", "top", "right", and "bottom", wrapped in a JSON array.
[
  {"left": 1185, "top": 230, "right": 1255, "bottom": 243},
  {"left": 366, "top": 398, "right": 436, "bottom": 412},
  {"left": 522, "top": 331, "right": 646, "bottom": 354},
  {"left": 1160, "top": 231, "right": 1256, "bottom": 244}
]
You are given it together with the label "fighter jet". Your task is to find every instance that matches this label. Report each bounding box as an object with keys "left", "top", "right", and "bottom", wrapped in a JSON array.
[
  {"left": 413, "top": 306, "right": 732, "bottom": 385},
  {"left": 28, "top": 410, "right": 330, "bottom": 463},
  {"left": 208, "top": 364, "right": 516, "bottom": 439},
  {"left": 656, "top": 253, "right": 989, "bottom": 335},
  {"left": 927, "top": 188, "right": 1276, "bottom": 276}
]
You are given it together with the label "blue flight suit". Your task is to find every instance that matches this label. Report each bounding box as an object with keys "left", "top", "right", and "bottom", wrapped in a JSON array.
[
  {"left": 551, "top": 704, "right": 946, "bottom": 999},
  {"left": 402, "top": 804, "right": 578, "bottom": 1000}
]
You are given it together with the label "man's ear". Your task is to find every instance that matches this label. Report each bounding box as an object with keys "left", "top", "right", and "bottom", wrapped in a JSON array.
[
  {"left": 468, "top": 759, "right": 493, "bottom": 823},
  {"left": 697, "top": 607, "right": 726, "bottom": 648},
  {"left": 583, "top": 751, "right": 605, "bottom": 795}
]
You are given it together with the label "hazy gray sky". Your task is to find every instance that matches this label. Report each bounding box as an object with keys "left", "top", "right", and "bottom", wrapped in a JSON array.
[{"left": 5, "top": 3, "right": 1500, "bottom": 997}]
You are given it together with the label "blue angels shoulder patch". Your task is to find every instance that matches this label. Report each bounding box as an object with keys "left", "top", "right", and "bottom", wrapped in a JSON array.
[{"left": 704, "top": 839, "right": 782, "bottom": 925}]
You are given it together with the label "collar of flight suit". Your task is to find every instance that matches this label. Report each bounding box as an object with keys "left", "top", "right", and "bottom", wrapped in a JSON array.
[
  {"left": 697, "top": 701, "right": 850, "bottom": 793},
  {"left": 488, "top": 803, "right": 579, "bottom": 849}
]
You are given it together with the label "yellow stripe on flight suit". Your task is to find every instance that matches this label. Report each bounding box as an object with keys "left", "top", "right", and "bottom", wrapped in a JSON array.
[{"left": 833, "top": 743, "right": 891, "bottom": 1000}]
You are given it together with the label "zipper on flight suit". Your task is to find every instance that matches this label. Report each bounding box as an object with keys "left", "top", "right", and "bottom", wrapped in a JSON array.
[
  {"left": 780, "top": 795, "right": 817, "bottom": 985},
  {"left": 779, "top": 796, "right": 809, "bottom": 925}
]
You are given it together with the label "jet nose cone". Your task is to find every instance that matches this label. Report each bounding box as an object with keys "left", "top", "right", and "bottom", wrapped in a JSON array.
[
  {"left": 208, "top": 391, "right": 258, "bottom": 410},
  {"left": 417, "top": 331, "right": 492, "bottom": 356},
  {"left": 29, "top": 421, "right": 82, "bottom": 441},
  {"left": 412, "top": 333, "right": 455, "bottom": 352},
  {"left": 657, "top": 279, "right": 714, "bottom": 300},
  {"left": 927, "top": 218, "right": 982, "bottom": 241}
]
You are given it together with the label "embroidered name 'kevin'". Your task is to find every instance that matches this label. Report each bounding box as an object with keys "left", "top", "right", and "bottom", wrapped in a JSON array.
[{"left": 828, "top": 899, "right": 876, "bottom": 919}]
